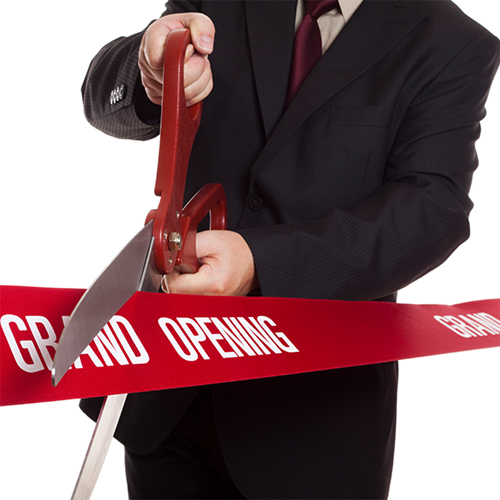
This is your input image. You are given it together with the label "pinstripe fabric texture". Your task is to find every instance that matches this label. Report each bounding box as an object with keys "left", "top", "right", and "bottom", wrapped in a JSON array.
[{"left": 80, "top": 1, "right": 500, "bottom": 498}]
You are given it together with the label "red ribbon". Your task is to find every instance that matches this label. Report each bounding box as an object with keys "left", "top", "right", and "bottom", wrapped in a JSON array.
[{"left": 1, "top": 285, "right": 499, "bottom": 407}]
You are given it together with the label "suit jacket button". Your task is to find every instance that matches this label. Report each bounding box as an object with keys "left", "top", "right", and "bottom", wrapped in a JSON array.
[
  {"left": 248, "top": 195, "right": 264, "bottom": 211},
  {"left": 110, "top": 85, "right": 126, "bottom": 105}
]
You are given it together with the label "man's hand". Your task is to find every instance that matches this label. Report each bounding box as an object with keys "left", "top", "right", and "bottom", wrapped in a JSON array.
[
  {"left": 139, "top": 13, "right": 215, "bottom": 107},
  {"left": 164, "top": 231, "right": 259, "bottom": 296}
]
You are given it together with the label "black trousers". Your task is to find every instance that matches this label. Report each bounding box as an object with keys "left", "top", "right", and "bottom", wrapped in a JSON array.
[
  {"left": 125, "top": 364, "right": 397, "bottom": 499},
  {"left": 125, "top": 386, "right": 245, "bottom": 500}
]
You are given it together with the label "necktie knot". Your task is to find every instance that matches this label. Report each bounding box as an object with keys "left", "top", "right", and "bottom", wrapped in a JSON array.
[
  {"left": 306, "top": 0, "right": 338, "bottom": 20},
  {"left": 285, "top": 0, "right": 339, "bottom": 107}
]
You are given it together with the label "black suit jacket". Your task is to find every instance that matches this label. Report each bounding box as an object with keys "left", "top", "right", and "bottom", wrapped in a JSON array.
[{"left": 80, "top": 1, "right": 499, "bottom": 498}]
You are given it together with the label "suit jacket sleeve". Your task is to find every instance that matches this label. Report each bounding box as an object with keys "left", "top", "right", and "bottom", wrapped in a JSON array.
[{"left": 81, "top": 1, "right": 197, "bottom": 140}]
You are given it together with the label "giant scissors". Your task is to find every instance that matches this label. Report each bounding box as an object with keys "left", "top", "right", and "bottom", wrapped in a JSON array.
[{"left": 51, "top": 29, "right": 227, "bottom": 499}]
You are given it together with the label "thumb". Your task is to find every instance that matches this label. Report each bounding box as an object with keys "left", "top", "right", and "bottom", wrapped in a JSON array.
[{"left": 185, "top": 14, "right": 215, "bottom": 54}]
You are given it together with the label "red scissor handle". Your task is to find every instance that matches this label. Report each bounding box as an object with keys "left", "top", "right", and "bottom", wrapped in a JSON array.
[{"left": 147, "top": 29, "right": 227, "bottom": 275}]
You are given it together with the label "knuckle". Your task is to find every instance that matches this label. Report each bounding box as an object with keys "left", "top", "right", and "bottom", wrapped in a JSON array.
[
  {"left": 184, "top": 85, "right": 196, "bottom": 101},
  {"left": 210, "top": 282, "right": 227, "bottom": 296},
  {"left": 138, "top": 55, "right": 147, "bottom": 72}
]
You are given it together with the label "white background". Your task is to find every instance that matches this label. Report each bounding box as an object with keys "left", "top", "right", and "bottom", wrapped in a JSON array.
[{"left": 0, "top": 1, "right": 498, "bottom": 498}]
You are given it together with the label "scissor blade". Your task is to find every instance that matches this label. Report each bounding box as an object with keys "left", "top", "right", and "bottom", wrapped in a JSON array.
[
  {"left": 52, "top": 221, "right": 155, "bottom": 386},
  {"left": 69, "top": 226, "right": 163, "bottom": 500},
  {"left": 71, "top": 393, "right": 127, "bottom": 500}
]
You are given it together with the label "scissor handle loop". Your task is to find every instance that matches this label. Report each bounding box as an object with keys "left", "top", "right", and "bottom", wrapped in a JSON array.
[
  {"left": 152, "top": 29, "right": 201, "bottom": 274},
  {"left": 176, "top": 184, "right": 227, "bottom": 273},
  {"left": 154, "top": 29, "right": 202, "bottom": 197},
  {"left": 150, "top": 29, "right": 227, "bottom": 275}
]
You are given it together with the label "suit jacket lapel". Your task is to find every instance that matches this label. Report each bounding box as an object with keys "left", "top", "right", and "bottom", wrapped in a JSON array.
[
  {"left": 244, "top": 0, "right": 297, "bottom": 139},
  {"left": 248, "top": 0, "right": 430, "bottom": 185}
]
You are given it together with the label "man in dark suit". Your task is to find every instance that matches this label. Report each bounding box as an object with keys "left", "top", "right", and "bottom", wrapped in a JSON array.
[{"left": 80, "top": 1, "right": 500, "bottom": 498}]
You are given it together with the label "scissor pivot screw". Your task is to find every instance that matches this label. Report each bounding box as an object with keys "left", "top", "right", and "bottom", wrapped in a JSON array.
[{"left": 168, "top": 232, "right": 182, "bottom": 251}]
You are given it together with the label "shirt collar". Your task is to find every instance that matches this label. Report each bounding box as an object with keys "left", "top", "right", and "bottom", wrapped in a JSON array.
[{"left": 338, "top": 0, "right": 364, "bottom": 23}]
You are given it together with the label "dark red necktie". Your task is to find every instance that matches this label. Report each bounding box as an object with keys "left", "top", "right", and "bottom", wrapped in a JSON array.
[{"left": 286, "top": 0, "right": 339, "bottom": 106}]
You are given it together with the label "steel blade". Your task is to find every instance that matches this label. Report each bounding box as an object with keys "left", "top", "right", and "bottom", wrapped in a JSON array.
[
  {"left": 71, "top": 393, "right": 128, "bottom": 500},
  {"left": 52, "top": 221, "right": 156, "bottom": 386},
  {"left": 69, "top": 230, "right": 162, "bottom": 500}
]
